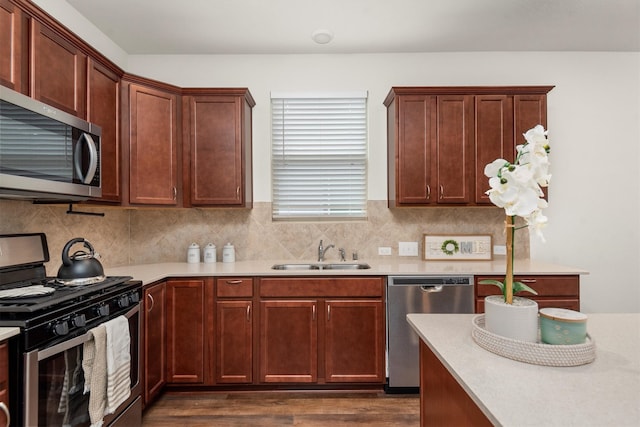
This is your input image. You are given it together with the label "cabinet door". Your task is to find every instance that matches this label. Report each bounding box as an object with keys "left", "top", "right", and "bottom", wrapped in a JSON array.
[
  {"left": 259, "top": 300, "right": 317, "bottom": 383},
  {"left": 128, "top": 83, "right": 179, "bottom": 205},
  {"left": 186, "top": 95, "right": 247, "bottom": 206},
  {"left": 435, "top": 95, "right": 474, "bottom": 204},
  {"left": 31, "top": 20, "right": 87, "bottom": 117},
  {"left": 216, "top": 300, "right": 253, "bottom": 383},
  {"left": 514, "top": 94, "right": 547, "bottom": 139},
  {"left": 395, "top": 95, "right": 434, "bottom": 204},
  {"left": 474, "top": 95, "right": 514, "bottom": 204},
  {"left": 0, "top": 0, "right": 28, "bottom": 93},
  {"left": 143, "top": 282, "right": 166, "bottom": 406},
  {"left": 166, "top": 279, "right": 206, "bottom": 383},
  {"left": 88, "top": 59, "right": 121, "bottom": 202},
  {"left": 324, "top": 300, "right": 385, "bottom": 383}
]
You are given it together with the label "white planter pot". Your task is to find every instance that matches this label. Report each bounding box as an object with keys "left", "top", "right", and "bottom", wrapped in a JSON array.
[{"left": 484, "top": 295, "right": 539, "bottom": 342}]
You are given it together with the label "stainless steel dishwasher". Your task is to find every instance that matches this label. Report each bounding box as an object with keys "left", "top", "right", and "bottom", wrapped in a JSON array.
[{"left": 386, "top": 275, "right": 474, "bottom": 392}]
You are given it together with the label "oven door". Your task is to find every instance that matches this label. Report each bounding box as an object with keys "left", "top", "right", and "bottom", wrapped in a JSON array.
[{"left": 22, "top": 304, "right": 141, "bottom": 427}]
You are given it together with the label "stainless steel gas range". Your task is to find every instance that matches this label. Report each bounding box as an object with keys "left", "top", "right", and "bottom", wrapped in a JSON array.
[{"left": 0, "top": 233, "right": 142, "bottom": 427}]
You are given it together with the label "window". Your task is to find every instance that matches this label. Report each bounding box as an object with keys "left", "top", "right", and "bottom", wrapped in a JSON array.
[{"left": 271, "top": 92, "right": 368, "bottom": 220}]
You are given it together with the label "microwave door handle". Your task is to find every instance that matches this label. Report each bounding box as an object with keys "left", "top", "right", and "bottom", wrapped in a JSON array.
[{"left": 74, "top": 133, "right": 98, "bottom": 184}]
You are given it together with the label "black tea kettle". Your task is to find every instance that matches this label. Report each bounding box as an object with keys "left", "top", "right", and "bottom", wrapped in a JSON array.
[{"left": 57, "top": 237, "right": 106, "bottom": 285}]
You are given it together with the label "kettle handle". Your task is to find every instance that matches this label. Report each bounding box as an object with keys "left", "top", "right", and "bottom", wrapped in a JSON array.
[{"left": 62, "top": 238, "right": 95, "bottom": 266}]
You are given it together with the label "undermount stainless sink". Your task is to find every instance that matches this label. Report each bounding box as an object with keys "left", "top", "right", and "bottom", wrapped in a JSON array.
[{"left": 271, "top": 263, "right": 371, "bottom": 271}]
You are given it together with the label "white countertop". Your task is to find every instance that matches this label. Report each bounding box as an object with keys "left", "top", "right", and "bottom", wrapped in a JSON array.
[
  {"left": 407, "top": 313, "right": 640, "bottom": 427},
  {"left": 0, "top": 327, "right": 20, "bottom": 341},
  {"left": 106, "top": 259, "right": 587, "bottom": 285}
]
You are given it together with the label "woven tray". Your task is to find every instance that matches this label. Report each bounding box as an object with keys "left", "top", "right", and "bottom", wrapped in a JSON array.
[{"left": 472, "top": 314, "right": 596, "bottom": 367}]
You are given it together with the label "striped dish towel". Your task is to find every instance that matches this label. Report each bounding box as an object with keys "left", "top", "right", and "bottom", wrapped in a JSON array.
[
  {"left": 104, "top": 315, "right": 131, "bottom": 414},
  {"left": 82, "top": 324, "right": 108, "bottom": 427}
]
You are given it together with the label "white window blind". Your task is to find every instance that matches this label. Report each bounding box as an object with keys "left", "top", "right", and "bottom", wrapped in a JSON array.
[{"left": 271, "top": 93, "right": 367, "bottom": 220}]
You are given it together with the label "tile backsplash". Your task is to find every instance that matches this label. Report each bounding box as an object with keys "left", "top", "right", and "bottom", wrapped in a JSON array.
[{"left": 0, "top": 200, "right": 528, "bottom": 271}]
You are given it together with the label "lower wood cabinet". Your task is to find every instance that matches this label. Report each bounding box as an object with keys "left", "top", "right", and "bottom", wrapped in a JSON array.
[
  {"left": 258, "top": 277, "right": 385, "bottom": 385},
  {"left": 215, "top": 277, "right": 254, "bottom": 384},
  {"left": 475, "top": 275, "right": 580, "bottom": 313},
  {"left": 324, "top": 299, "right": 385, "bottom": 383},
  {"left": 143, "top": 281, "right": 166, "bottom": 406},
  {"left": 420, "top": 341, "right": 492, "bottom": 426},
  {"left": 141, "top": 275, "right": 385, "bottom": 404},
  {"left": 259, "top": 300, "right": 318, "bottom": 383},
  {"left": 166, "top": 278, "right": 211, "bottom": 384}
]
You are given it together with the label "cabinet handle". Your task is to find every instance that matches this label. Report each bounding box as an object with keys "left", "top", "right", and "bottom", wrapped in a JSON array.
[
  {"left": 147, "top": 294, "right": 155, "bottom": 312},
  {"left": 246, "top": 304, "right": 251, "bottom": 322},
  {"left": 439, "top": 185, "right": 444, "bottom": 199},
  {"left": 0, "top": 401, "right": 10, "bottom": 427},
  {"left": 236, "top": 186, "right": 240, "bottom": 199},
  {"left": 312, "top": 304, "right": 316, "bottom": 321},
  {"left": 327, "top": 304, "right": 331, "bottom": 321},
  {"left": 520, "top": 279, "right": 537, "bottom": 283},
  {"left": 426, "top": 185, "right": 431, "bottom": 200},
  {"left": 226, "top": 280, "right": 243, "bottom": 285},
  {"left": 172, "top": 186, "right": 177, "bottom": 200}
]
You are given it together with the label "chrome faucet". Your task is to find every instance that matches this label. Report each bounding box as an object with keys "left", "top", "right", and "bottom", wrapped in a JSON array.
[{"left": 318, "top": 240, "right": 335, "bottom": 262}]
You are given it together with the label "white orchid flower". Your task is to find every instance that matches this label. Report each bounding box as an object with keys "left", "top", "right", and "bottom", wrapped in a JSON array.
[
  {"left": 484, "top": 159, "right": 510, "bottom": 178},
  {"left": 485, "top": 125, "right": 551, "bottom": 241}
]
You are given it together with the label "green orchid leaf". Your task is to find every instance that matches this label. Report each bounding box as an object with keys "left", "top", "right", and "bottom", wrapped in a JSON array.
[
  {"left": 513, "top": 281, "right": 539, "bottom": 295},
  {"left": 478, "top": 279, "right": 505, "bottom": 292}
]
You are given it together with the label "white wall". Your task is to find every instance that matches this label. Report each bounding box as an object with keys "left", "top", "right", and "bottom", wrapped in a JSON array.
[{"left": 31, "top": 0, "right": 640, "bottom": 313}]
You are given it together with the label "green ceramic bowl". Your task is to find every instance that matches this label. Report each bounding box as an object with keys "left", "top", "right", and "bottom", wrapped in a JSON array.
[{"left": 539, "top": 308, "right": 588, "bottom": 345}]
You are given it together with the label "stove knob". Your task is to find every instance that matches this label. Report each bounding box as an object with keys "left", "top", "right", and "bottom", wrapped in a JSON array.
[
  {"left": 129, "top": 292, "right": 140, "bottom": 303},
  {"left": 72, "top": 314, "right": 87, "bottom": 327},
  {"left": 96, "top": 304, "right": 110, "bottom": 317},
  {"left": 117, "top": 295, "right": 131, "bottom": 308},
  {"left": 52, "top": 320, "right": 69, "bottom": 336}
]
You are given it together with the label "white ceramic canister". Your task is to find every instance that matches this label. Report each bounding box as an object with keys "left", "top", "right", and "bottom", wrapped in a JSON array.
[
  {"left": 222, "top": 243, "right": 235, "bottom": 263},
  {"left": 187, "top": 242, "right": 200, "bottom": 263},
  {"left": 203, "top": 243, "right": 217, "bottom": 263}
]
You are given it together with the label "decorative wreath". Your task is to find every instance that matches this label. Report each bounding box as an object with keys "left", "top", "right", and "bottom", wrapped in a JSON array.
[{"left": 441, "top": 239, "right": 459, "bottom": 256}]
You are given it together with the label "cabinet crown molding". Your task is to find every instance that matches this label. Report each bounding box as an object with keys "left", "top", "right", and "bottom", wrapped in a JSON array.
[{"left": 384, "top": 86, "right": 555, "bottom": 106}]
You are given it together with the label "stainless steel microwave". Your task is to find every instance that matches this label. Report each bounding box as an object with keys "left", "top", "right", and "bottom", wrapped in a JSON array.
[{"left": 0, "top": 86, "right": 102, "bottom": 201}]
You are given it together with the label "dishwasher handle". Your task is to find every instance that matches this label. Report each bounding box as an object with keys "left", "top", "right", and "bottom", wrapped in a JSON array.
[{"left": 420, "top": 285, "right": 443, "bottom": 293}]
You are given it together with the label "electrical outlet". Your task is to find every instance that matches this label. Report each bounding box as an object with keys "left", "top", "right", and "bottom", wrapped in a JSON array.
[
  {"left": 378, "top": 246, "right": 392, "bottom": 256},
  {"left": 399, "top": 241, "right": 419, "bottom": 256},
  {"left": 493, "top": 245, "right": 507, "bottom": 255}
]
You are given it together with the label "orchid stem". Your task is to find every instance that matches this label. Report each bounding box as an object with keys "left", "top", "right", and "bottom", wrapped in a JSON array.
[{"left": 505, "top": 215, "right": 515, "bottom": 304}]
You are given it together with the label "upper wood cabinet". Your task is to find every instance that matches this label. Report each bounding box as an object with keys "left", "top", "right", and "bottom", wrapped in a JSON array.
[
  {"left": 182, "top": 89, "right": 255, "bottom": 207},
  {"left": 0, "top": 0, "right": 28, "bottom": 93},
  {"left": 88, "top": 59, "right": 121, "bottom": 203},
  {"left": 122, "top": 78, "right": 181, "bottom": 206},
  {"left": 31, "top": 19, "right": 87, "bottom": 117},
  {"left": 385, "top": 86, "right": 553, "bottom": 207}
]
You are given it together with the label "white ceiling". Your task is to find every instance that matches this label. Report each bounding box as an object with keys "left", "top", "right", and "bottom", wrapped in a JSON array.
[{"left": 65, "top": 0, "right": 639, "bottom": 55}]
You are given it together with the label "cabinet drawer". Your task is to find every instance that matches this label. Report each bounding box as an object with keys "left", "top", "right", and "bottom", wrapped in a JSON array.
[
  {"left": 217, "top": 277, "right": 253, "bottom": 297},
  {"left": 475, "top": 275, "right": 579, "bottom": 297},
  {"left": 259, "top": 277, "right": 384, "bottom": 298},
  {"left": 476, "top": 298, "right": 580, "bottom": 313}
]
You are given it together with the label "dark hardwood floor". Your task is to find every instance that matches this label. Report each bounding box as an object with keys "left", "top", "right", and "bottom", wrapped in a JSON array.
[{"left": 142, "top": 390, "right": 420, "bottom": 426}]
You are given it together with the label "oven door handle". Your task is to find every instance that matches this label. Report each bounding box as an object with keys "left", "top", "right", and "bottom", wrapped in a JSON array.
[{"left": 33, "top": 303, "right": 139, "bottom": 361}]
